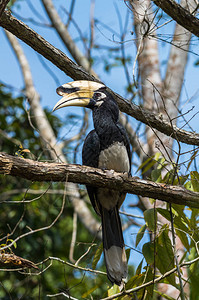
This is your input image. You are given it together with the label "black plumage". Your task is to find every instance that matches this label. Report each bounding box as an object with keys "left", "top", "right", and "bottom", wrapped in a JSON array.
[
  {"left": 53, "top": 81, "right": 131, "bottom": 286},
  {"left": 82, "top": 89, "right": 131, "bottom": 285}
]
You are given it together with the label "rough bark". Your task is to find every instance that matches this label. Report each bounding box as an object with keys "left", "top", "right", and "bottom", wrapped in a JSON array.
[
  {"left": 1, "top": 152, "right": 199, "bottom": 208},
  {"left": 0, "top": 0, "right": 9, "bottom": 17}
]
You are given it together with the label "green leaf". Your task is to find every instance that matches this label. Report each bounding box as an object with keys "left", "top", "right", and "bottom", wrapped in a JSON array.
[
  {"left": 142, "top": 159, "right": 157, "bottom": 174},
  {"left": 190, "top": 208, "right": 199, "bottom": 230},
  {"left": 194, "top": 59, "right": 199, "bottom": 66},
  {"left": 7, "top": 239, "right": 17, "bottom": 249},
  {"left": 126, "top": 248, "right": 131, "bottom": 263},
  {"left": 125, "top": 274, "right": 144, "bottom": 290},
  {"left": 173, "top": 174, "right": 189, "bottom": 186},
  {"left": 175, "top": 226, "right": 189, "bottom": 251},
  {"left": 157, "top": 208, "right": 171, "bottom": 221},
  {"left": 191, "top": 171, "right": 199, "bottom": 192},
  {"left": 142, "top": 242, "right": 154, "bottom": 265},
  {"left": 187, "top": 150, "right": 198, "bottom": 171},
  {"left": 157, "top": 207, "right": 190, "bottom": 250},
  {"left": 82, "top": 285, "right": 99, "bottom": 298},
  {"left": 144, "top": 208, "right": 157, "bottom": 232},
  {"left": 108, "top": 284, "right": 120, "bottom": 297},
  {"left": 184, "top": 180, "right": 193, "bottom": 191},
  {"left": 136, "top": 224, "right": 147, "bottom": 247},
  {"left": 92, "top": 243, "right": 103, "bottom": 270},
  {"left": 136, "top": 258, "right": 143, "bottom": 275},
  {"left": 157, "top": 156, "right": 166, "bottom": 169},
  {"left": 144, "top": 266, "right": 154, "bottom": 299},
  {"left": 151, "top": 168, "right": 162, "bottom": 182},
  {"left": 154, "top": 290, "right": 177, "bottom": 300},
  {"left": 156, "top": 228, "right": 176, "bottom": 287},
  {"left": 143, "top": 228, "right": 177, "bottom": 287},
  {"left": 137, "top": 155, "right": 155, "bottom": 173}
]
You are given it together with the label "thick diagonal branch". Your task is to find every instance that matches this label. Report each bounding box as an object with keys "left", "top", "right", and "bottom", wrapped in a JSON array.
[
  {"left": 152, "top": 0, "right": 199, "bottom": 37},
  {"left": 0, "top": 0, "right": 9, "bottom": 17},
  {"left": 1, "top": 11, "right": 199, "bottom": 147}
]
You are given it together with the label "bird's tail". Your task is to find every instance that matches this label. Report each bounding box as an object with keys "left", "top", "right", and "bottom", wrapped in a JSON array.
[{"left": 101, "top": 206, "right": 127, "bottom": 286}]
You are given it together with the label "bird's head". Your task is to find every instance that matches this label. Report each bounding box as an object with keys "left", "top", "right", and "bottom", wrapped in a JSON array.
[{"left": 53, "top": 80, "right": 116, "bottom": 112}]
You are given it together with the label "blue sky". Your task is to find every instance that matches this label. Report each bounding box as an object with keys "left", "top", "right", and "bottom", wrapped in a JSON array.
[{"left": 1, "top": 0, "right": 199, "bottom": 269}]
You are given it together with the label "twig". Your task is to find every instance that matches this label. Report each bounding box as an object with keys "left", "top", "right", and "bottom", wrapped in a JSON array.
[
  {"left": 0, "top": 177, "right": 66, "bottom": 252},
  {"left": 46, "top": 256, "right": 106, "bottom": 276},
  {"left": 101, "top": 255, "right": 199, "bottom": 300},
  {"left": 69, "top": 211, "right": 77, "bottom": 263}
]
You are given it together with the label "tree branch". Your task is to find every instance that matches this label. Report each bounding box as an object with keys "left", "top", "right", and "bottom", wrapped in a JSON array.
[
  {"left": 0, "top": 252, "right": 38, "bottom": 270},
  {"left": 0, "top": 0, "right": 9, "bottom": 17},
  {"left": 1, "top": 152, "right": 199, "bottom": 208},
  {"left": 1, "top": 11, "right": 199, "bottom": 147},
  {"left": 41, "top": 0, "right": 98, "bottom": 77},
  {"left": 152, "top": 0, "right": 199, "bottom": 37}
]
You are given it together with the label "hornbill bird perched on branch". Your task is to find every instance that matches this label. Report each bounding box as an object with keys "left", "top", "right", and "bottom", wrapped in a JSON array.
[{"left": 53, "top": 80, "right": 131, "bottom": 286}]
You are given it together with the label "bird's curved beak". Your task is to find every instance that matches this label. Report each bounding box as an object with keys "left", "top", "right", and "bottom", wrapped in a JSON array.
[
  {"left": 53, "top": 90, "right": 93, "bottom": 111},
  {"left": 53, "top": 80, "right": 105, "bottom": 112}
]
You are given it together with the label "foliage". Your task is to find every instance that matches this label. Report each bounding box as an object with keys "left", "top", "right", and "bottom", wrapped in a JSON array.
[
  {"left": 0, "top": 88, "right": 107, "bottom": 299},
  {"left": 1, "top": 87, "right": 199, "bottom": 299}
]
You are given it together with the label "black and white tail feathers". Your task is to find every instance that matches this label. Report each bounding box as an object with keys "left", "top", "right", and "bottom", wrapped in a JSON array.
[{"left": 101, "top": 206, "right": 127, "bottom": 286}]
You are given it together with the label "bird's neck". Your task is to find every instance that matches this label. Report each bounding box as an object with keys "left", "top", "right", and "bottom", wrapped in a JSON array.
[{"left": 92, "top": 105, "right": 121, "bottom": 149}]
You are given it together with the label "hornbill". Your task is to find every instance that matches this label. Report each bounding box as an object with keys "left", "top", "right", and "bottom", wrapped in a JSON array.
[{"left": 53, "top": 80, "right": 131, "bottom": 286}]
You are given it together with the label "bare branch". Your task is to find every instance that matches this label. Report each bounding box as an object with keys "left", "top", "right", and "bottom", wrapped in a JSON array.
[
  {"left": 0, "top": 11, "right": 94, "bottom": 80},
  {"left": 41, "top": 0, "right": 98, "bottom": 77},
  {"left": 1, "top": 152, "right": 199, "bottom": 208},
  {"left": 1, "top": 12, "right": 199, "bottom": 147},
  {"left": 152, "top": 0, "right": 199, "bottom": 37}
]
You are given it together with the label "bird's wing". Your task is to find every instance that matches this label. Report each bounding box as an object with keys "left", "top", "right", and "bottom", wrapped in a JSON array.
[
  {"left": 116, "top": 122, "right": 132, "bottom": 175},
  {"left": 82, "top": 130, "right": 101, "bottom": 215}
]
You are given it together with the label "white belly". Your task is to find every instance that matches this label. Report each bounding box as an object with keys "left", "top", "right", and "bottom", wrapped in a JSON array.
[
  {"left": 97, "top": 142, "right": 130, "bottom": 210},
  {"left": 98, "top": 142, "right": 130, "bottom": 173}
]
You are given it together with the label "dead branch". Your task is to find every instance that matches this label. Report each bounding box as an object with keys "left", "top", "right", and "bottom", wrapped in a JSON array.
[
  {"left": 0, "top": 252, "right": 38, "bottom": 270},
  {"left": 1, "top": 152, "right": 199, "bottom": 208}
]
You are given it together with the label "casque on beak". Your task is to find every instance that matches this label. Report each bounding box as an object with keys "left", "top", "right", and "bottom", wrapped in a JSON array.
[{"left": 53, "top": 80, "right": 105, "bottom": 112}]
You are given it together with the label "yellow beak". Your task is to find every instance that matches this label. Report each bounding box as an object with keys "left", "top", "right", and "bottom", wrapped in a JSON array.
[
  {"left": 52, "top": 90, "right": 94, "bottom": 112},
  {"left": 53, "top": 80, "right": 105, "bottom": 112}
]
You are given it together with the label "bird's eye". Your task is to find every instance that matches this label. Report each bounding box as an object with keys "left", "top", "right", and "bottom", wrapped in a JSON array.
[{"left": 94, "top": 92, "right": 106, "bottom": 101}]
